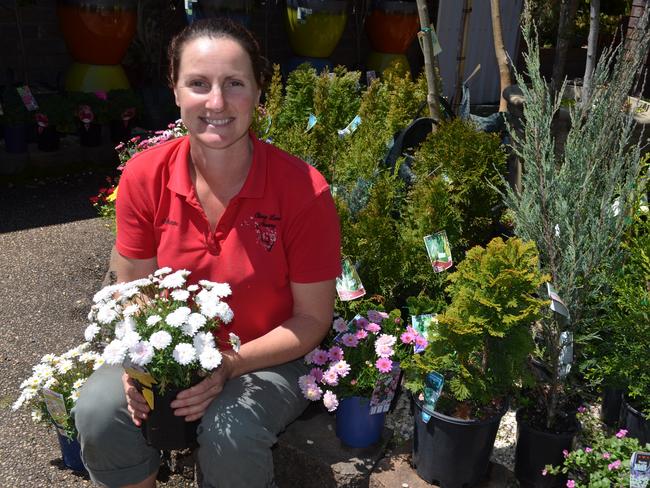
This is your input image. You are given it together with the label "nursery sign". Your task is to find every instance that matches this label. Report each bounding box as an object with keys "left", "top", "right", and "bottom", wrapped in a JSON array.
[
  {"left": 336, "top": 258, "right": 366, "bottom": 301},
  {"left": 631, "top": 452, "right": 650, "bottom": 488},
  {"left": 369, "top": 362, "right": 401, "bottom": 415},
  {"left": 424, "top": 231, "right": 453, "bottom": 272},
  {"left": 41, "top": 388, "right": 68, "bottom": 434}
]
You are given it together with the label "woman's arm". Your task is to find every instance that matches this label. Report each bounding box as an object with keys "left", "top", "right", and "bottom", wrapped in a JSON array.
[
  {"left": 109, "top": 244, "right": 158, "bottom": 282},
  {"left": 171, "top": 279, "right": 336, "bottom": 421}
]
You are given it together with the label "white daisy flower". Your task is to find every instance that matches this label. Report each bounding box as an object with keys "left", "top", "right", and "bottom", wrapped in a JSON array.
[
  {"left": 229, "top": 333, "right": 241, "bottom": 353},
  {"left": 129, "top": 341, "right": 154, "bottom": 366},
  {"left": 103, "top": 340, "right": 128, "bottom": 365},
  {"left": 187, "top": 284, "right": 199, "bottom": 292},
  {"left": 96, "top": 302, "right": 119, "bottom": 324},
  {"left": 84, "top": 323, "right": 100, "bottom": 341},
  {"left": 215, "top": 302, "right": 234, "bottom": 324},
  {"left": 171, "top": 289, "right": 190, "bottom": 302},
  {"left": 173, "top": 343, "right": 196, "bottom": 366},
  {"left": 146, "top": 315, "right": 162, "bottom": 326},
  {"left": 199, "top": 347, "right": 222, "bottom": 370},
  {"left": 193, "top": 332, "right": 215, "bottom": 355},
  {"left": 165, "top": 307, "right": 191, "bottom": 327},
  {"left": 122, "top": 330, "right": 142, "bottom": 348},
  {"left": 31, "top": 410, "right": 43, "bottom": 422},
  {"left": 92, "top": 284, "right": 121, "bottom": 304},
  {"left": 115, "top": 317, "right": 136, "bottom": 339},
  {"left": 40, "top": 353, "right": 56, "bottom": 364},
  {"left": 153, "top": 267, "right": 172, "bottom": 277},
  {"left": 72, "top": 379, "right": 85, "bottom": 390},
  {"left": 120, "top": 287, "right": 140, "bottom": 300},
  {"left": 123, "top": 304, "right": 140, "bottom": 317},
  {"left": 92, "top": 357, "right": 105, "bottom": 370},
  {"left": 199, "top": 300, "right": 219, "bottom": 319},
  {"left": 187, "top": 313, "right": 207, "bottom": 332},
  {"left": 211, "top": 283, "right": 231, "bottom": 298},
  {"left": 56, "top": 359, "right": 73, "bottom": 374},
  {"left": 159, "top": 269, "right": 190, "bottom": 289},
  {"left": 69, "top": 390, "right": 80, "bottom": 402},
  {"left": 149, "top": 330, "right": 172, "bottom": 350}
]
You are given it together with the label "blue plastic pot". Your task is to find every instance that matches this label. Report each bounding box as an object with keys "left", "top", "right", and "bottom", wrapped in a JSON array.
[
  {"left": 335, "top": 396, "right": 385, "bottom": 448},
  {"left": 56, "top": 431, "right": 87, "bottom": 473}
]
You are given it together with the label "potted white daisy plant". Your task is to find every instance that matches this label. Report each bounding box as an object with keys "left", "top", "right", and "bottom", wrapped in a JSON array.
[{"left": 84, "top": 267, "right": 239, "bottom": 450}]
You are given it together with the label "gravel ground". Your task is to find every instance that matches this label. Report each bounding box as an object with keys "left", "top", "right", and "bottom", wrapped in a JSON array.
[{"left": 0, "top": 171, "right": 517, "bottom": 486}]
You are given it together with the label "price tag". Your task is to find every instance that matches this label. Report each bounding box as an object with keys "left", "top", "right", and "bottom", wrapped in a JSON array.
[
  {"left": 305, "top": 113, "right": 318, "bottom": 132},
  {"left": 420, "top": 371, "right": 444, "bottom": 423},
  {"left": 430, "top": 26, "right": 442, "bottom": 56},
  {"left": 337, "top": 115, "right": 361, "bottom": 138},
  {"left": 336, "top": 257, "right": 366, "bottom": 301},
  {"left": 558, "top": 331, "right": 573, "bottom": 379},
  {"left": 41, "top": 388, "right": 68, "bottom": 432},
  {"left": 631, "top": 452, "right": 650, "bottom": 488},
  {"left": 424, "top": 231, "right": 453, "bottom": 272}
]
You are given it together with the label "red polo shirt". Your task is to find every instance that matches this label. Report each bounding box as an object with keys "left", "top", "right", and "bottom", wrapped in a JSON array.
[{"left": 116, "top": 134, "right": 341, "bottom": 344}]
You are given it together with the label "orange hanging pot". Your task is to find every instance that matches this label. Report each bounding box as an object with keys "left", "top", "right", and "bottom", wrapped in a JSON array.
[
  {"left": 56, "top": 0, "right": 137, "bottom": 65},
  {"left": 365, "top": 0, "right": 419, "bottom": 55}
]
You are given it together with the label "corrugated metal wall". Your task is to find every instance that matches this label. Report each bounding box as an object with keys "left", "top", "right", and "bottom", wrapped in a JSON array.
[{"left": 436, "top": 0, "right": 523, "bottom": 105}]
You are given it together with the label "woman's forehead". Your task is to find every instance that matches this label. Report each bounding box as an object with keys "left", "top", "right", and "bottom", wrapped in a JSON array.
[{"left": 179, "top": 36, "right": 251, "bottom": 66}]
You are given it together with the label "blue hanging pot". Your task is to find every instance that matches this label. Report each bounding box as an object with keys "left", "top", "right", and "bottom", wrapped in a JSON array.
[{"left": 335, "top": 396, "right": 385, "bottom": 448}]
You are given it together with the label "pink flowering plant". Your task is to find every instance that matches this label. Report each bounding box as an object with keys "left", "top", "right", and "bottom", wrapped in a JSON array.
[
  {"left": 298, "top": 306, "right": 428, "bottom": 412},
  {"left": 85, "top": 267, "right": 239, "bottom": 393},
  {"left": 544, "top": 407, "right": 645, "bottom": 487}
]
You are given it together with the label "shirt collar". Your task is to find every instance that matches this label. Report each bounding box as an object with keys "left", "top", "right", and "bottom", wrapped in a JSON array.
[{"left": 167, "top": 132, "right": 267, "bottom": 200}]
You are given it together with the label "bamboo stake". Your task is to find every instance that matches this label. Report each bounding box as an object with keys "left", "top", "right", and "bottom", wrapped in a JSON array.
[
  {"left": 453, "top": 0, "right": 473, "bottom": 115},
  {"left": 415, "top": 0, "right": 442, "bottom": 123}
]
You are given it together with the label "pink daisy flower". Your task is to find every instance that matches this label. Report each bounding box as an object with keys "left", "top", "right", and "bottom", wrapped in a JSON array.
[
  {"left": 367, "top": 310, "right": 388, "bottom": 323},
  {"left": 312, "top": 348, "right": 329, "bottom": 366},
  {"left": 328, "top": 346, "right": 344, "bottom": 362},
  {"left": 355, "top": 316, "right": 369, "bottom": 329},
  {"left": 309, "top": 368, "right": 324, "bottom": 383},
  {"left": 376, "top": 344, "right": 394, "bottom": 358},
  {"left": 365, "top": 322, "right": 381, "bottom": 333},
  {"left": 400, "top": 330, "right": 416, "bottom": 344},
  {"left": 323, "top": 390, "right": 339, "bottom": 412},
  {"left": 615, "top": 429, "right": 628, "bottom": 439},
  {"left": 322, "top": 368, "right": 339, "bottom": 386},
  {"left": 304, "top": 385, "right": 322, "bottom": 401},
  {"left": 332, "top": 317, "right": 348, "bottom": 333},
  {"left": 414, "top": 335, "right": 429, "bottom": 349},
  {"left": 332, "top": 360, "right": 351, "bottom": 377},
  {"left": 375, "top": 357, "right": 393, "bottom": 373},
  {"left": 356, "top": 329, "right": 368, "bottom": 340},
  {"left": 341, "top": 333, "right": 359, "bottom": 348}
]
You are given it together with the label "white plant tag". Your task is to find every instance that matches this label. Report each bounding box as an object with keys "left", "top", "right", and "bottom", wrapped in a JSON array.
[
  {"left": 337, "top": 115, "right": 361, "bottom": 138},
  {"left": 558, "top": 331, "right": 573, "bottom": 379},
  {"left": 297, "top": 7, "right": 312, "bottom": 22},
  {"left": 41, "top": 388, "right": 68, "bottom": 431},
  {"left": 305, "top": 113, "right": 317, "bottom": 132},
  {"left": 631, "top": 452, "right": 650, "bottom": 488},
  {"left": 369, "top": 362, "right": 401, "bottom": 414},
  {"left": 547, "top": 282, "right": 570, "bottom": 320},
  {"left": 424, "top": 231, "right": 453, "bottom": 272},
  {"left": 336, "top": 258, "right": 366, "bottom": 301}
]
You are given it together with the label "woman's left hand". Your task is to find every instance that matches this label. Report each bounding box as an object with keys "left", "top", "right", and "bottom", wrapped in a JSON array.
[{"left": 171, "top": 354, "right": 234, "bottom": 422}]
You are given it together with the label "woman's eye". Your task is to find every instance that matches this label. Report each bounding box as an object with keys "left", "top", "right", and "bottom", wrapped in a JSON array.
[
  {"left": 229, "top": 80, "right": 244, "bottom": 87},
  {"left": 189, "top": 80, "right": 209, "bottom": 90}
]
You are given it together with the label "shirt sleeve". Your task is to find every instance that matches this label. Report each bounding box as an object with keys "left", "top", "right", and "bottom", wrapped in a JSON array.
[
  {"left": 285, "top": 188, "right": 342, "bottom": 283},
  {"left": 115, "top": 164, "right": 157, "bottom": 259}
]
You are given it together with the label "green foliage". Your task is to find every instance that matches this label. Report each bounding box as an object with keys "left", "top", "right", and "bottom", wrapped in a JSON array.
[
  {"left": 106, "top": 89, "right": 143, "bottom": 121},
  {"left": 584, "top": 210, "right": 650, "bottom": 417},
  {"left": 0, "top": 86, "right": 31, "bottom": 125},
  {"left": 403, "top": 238, "right": 549, "bottom": 413},
  {"left": 545, "top": 408, "right": 645, "bottom": 488},
  {"left": 36, "top": 94, "right": 75, "bottom": 132},
  {"left": 502, "top": 6, "right": 650, "bottom": 429},
  {"left": 68, "top": 91, "right": 109, "bottom": 124}
]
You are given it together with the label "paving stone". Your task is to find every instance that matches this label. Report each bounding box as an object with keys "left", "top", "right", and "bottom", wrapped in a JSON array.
[{"left": 273, "top": 403, "right": 393, "bottom": 488}]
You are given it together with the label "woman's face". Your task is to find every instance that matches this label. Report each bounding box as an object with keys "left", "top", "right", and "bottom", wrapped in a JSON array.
[{"left": 173, "top": 36, "right": 261, "bottom": 152}]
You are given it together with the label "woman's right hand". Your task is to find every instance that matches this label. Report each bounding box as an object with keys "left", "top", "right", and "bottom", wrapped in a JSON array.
[{"left": 121, "top": 372, "right": 150, "bottom": 427}]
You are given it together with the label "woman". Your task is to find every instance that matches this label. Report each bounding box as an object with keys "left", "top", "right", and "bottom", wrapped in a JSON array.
[{"left": 74, "top": 18, "right": 341, "bottom": 488}]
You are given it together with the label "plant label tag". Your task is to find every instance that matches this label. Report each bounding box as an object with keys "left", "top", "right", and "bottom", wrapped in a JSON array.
[
  {"left": 631, "top": 452, "right": 650, "bottom": 488},
  {"left": 369, "top": 362, "right": 401, "bottom": 415},
  {"left": 263, "top": 115, "right": 272, "bottom": 136},
  {"left": 305, "top": 113, "right": 318, "bottom": 132},
  {"left": 336, "top": 258, "right": 366, "bottom": 301},
  {"left": 421, "top": 371, "right": 444, "bottom": 423},
  {"left": 366, "top": 70, "right": 377, "bottom": 85},
  {"left": 430, "top": 25, "right": 442, "bottom": 56},
  {"left": 41, "top": 388, "right": 69, "bottom": 431},
  {"left": 558, "top": 331, "right": 573, "bottom": 379},
  {"left": 424, "top": 231, "right": 453, "bottom": 272},
  {"left": 338, "top": 115, "right": 361, "bottom": 138},
  {"left": 411, "top": 314, "right": 437, "bottom": 352},
  {"left": 124, "top": 359, "right": 157, "bottom": 410},
  {"left": 297, "top": 7, "right": 312, "bottom": 22},
  {"left": 16, "top": 85, "right": 38, "bottom": 111},
  {"left": 547, "top": 282, "right": 570, "bottom": 320}
]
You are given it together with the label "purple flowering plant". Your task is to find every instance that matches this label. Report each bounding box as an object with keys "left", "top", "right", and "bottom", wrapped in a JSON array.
[
  {"left": 544, "top": 407, "right": 644, "bottom": 487},
  {"left": 298, "top": 307, "right": 429, "bottom": 412}
]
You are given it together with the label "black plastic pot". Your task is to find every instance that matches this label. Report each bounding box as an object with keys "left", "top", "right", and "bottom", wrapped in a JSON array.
[
  {"left": 79, "top": 123, "right": 102, "bottom": 147},
  {"left": 514, "top": 409, "right": 577, "bottom": 488},
  {"left": 37, "top": 126, "right": 60, "bottom": 152},
  {"left": 141, "top": 385, "right": 199, "bottom": 450},
  {"left": 411, "top": 396, "right": 506, "bottom": 488},
  {"left": 620, "top": 396, "right": 649, "bottom": 446},
  {"left": 4, "top": 124, "right": 28, "bottom": 153},
  {"left": 601, "top": 386, "right": 625, "bottom": 428}
]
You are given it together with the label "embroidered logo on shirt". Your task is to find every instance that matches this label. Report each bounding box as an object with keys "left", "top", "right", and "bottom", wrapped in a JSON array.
[
  {"left": 242, "top": 212, "right": 280, "bottom": 251},
  {"left": 163, "top": 218, "right": 178, "bottom": 226}
]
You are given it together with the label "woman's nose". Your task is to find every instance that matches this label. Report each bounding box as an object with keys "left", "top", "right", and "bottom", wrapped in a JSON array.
[{"left": 206, "top": 86, "right": 225, "bottom": 111}]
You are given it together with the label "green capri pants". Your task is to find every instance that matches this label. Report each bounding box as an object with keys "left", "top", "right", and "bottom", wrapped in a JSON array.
[{"left": 73, "top": 360, "right": 309, "bottom": 488}]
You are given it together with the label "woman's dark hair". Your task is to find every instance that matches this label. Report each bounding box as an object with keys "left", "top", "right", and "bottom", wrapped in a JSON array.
[{"left": 168, "top": 18, "right": 270, "bottom": 90}]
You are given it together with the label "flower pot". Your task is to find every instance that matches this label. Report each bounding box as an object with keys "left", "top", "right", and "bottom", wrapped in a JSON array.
[
  {"left": 601, "top": 386, "right": 625, "bottom": 428},
  {"left": 411, "top": 395, "right": 506, "bottom": 488},
  {"left": 37, "top": 126, "right": 60, "bottom": 152},
  {"left": 190, "top": 0, "right": 253, "bottom": 27},
  {"left": 3, "top": 124, "right": 29, "bottom": 153},
  {"left": 335, "top": 396, "right": 386, "bottom": 448},
  {"left": 514, "top": 409, "right": 577, "bottom": 488},
  {"left": 285, "top": 0, "right": 348, "bottom": 58},
  {"left": 79, "top": 123, "right": 103, "bottom": 147},
  {"left": 620, "top": 396, "right": 649, "bottom": 446},
  {"left": 366, "top": 1, "right": 419, "bottom": 54},
  {"left": 56, "top": 431, "right": 87, "bottom": 473},
  {"left": 141, "top": 384, "right": 200, "bottom": 450}
]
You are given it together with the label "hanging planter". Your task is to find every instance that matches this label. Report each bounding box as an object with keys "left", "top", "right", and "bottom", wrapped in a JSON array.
[
  {"left": 411, "top": 395, "right": 506, "bottom": 487},
  {"left": 514, "top": 408, "right": 578, "bottom": 488},
  {"left": 140, "top": 383, "right": 200, "bottom": 451},
  {"left": 56, "top": 431, "right": 87, "bottom": 473},
  {"left": 335, "top": 396, "right": 386, "bottom": 448},
  {"left": 285, "top": 0, "right": 348, "bottom": 58}
]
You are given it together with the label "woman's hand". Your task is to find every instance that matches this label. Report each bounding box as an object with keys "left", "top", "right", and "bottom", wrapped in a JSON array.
[
  {"left": 121, "top": 372, "right": 150, "bottom": 427},
  {"left": 171, "top": 354, "right": 235, "bottom": 422}
]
